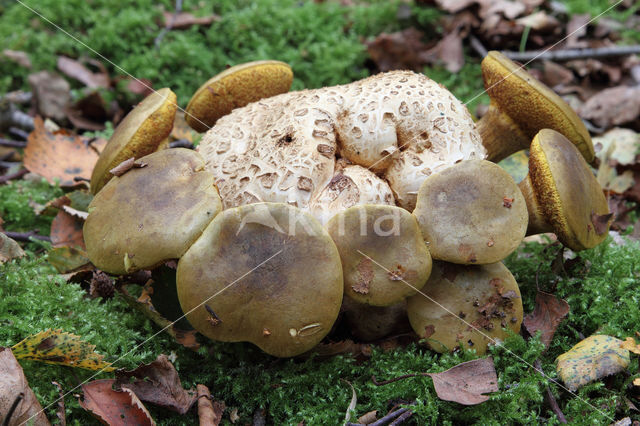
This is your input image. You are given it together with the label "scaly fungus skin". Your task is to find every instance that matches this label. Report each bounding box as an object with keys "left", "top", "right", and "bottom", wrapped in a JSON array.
[
  {"left": 413, "top": 160, "right": 528, "bottom": 264},
  {"left": 185, "top": 60, "right": 293, "bottom": 133},
  {"left": 90, "top": 88, "right": 177, "bottom": 194},
  {"left": 176, "top": 203, "right": 343, "bottom": 358},
  {"left": 406, "top": 260, "right": 523, "bottom": 355},
  {"left": 478, "top": 51, "right": 594, "bottom": 164},
  {"left": 198, "top": 70, "right": 486, "bottom": 218},
  {"left": 84, "top": 148, "right": 222, "bottom": 275},
  {"left": 519, "top": 129, "right": 611, "bottom": 251}
]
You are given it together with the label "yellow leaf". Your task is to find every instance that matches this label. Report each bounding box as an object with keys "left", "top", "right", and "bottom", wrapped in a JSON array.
[
  {"left": 634, "top": 378, "right": 640, "bottom": 387},
  {"left": 11, "top": 329, "right": 115, "bottom": 372},
  {"left": 620, "top": 337, "right": 640, "bottom": 355},
  {"left": 556, "top": 335, "right": 630, "bottom": 391}
]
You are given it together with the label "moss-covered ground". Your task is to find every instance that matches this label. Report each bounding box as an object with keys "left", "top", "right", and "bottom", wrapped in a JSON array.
[{"left": 1, "top": 0, "right": 640, "bottom": 424}]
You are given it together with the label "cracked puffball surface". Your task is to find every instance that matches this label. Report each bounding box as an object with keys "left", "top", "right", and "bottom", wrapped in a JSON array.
[
  {"left": 413, "top": 160, "right": 528, "bottom": 265},
  {"left": 197, "top": 70, "right": 486, "bottom": 219},
  {"left": 84, "top": 148, "right": 222, "bottom": 275},
  {"left": 406, "top": 260, "right": 523, "bottom": 355},
  {"left": 176, "top": 203, "right": 343, "bottom": 358},
  {"left": 327, "top": 204, "right": 431, "bottom": 306}
]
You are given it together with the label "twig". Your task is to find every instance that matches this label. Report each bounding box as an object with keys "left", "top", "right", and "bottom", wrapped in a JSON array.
[
  {"left": 9, "top": 126, "right": 30, "bottom": 140},
  {"left": 502, "top": 45, "right": 640, "bottom": 62},
  {"left": 196, "top": 384, "right": 216, "bottom": 426},
  {"left": 469, "top": 34, "right": 488, "bottom": 58},
  {"left": 0, "top": 168, "right": 28, "bottom": 184},
  {"left": 369, "top": 407, "right": 412, "bottom": 426},
  {"left": 0, "top": 161, "right": 20, "bottom": 169},
  {"left": 2, "top": 230, "right": 51, "bottom": 242},
  {"left": 2, "top": 393, "right": 24, "bottom": 426},
  {"left": 1, "top": 91, "right": 32, "bottom": 105},
  {"left": 155, "top": 0, "right": 184, "bottom": 47},
  {"left": 371, "top": 373, "right": 429, "bottom": 386},
  {"left": 0, "top": 138, "right": 26, "bottom": 148},
  {"left": 0, "top": 107, "right": 34, "bottom": 131},
  {"left": 535, "top": 360, "right": 567, "bottom": 423},
  {"left": 388, "top": 409, "right": 414, "bottom": 426}
]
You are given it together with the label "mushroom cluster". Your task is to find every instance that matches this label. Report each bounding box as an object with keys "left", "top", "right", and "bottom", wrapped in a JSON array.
[{"left": 84, "top": 53, "right": 612, "bottom": 357}]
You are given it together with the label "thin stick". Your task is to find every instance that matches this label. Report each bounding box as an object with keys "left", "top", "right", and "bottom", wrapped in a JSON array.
[
  {"left": 0, "top": 168, "right": 28, "bottom": 184},
  {"left": 535, "top": 360, "right": 567, "bottom": 423},
  {"left": 154, "top": 0, "right": 184, "bottom": 47},
  {"left": 9, "top": 127, "right": 30, "bottom": 140},
  {"left": 469, "top": 34, "right": 488, "bottom": 58},
  {"left": 388, "top": 409, "right": 414, "bottom": 426},
  {"left": 2, "top": 231, "right": 51, "bottom": 242},
  {"left": 368, "top": 407, "right": 411, "bottom": 426},
  {"left": 169, "top": 139, "right": 194, "bottom": 149},
  {"left": 0, "top": 138, "right": 26, "bottom": 148},
  {"left": 371, "top": 373, "right": 429, "bottom": 386},
  {"left": 502, "top": 45, "right": 640, "bottom": 62}
]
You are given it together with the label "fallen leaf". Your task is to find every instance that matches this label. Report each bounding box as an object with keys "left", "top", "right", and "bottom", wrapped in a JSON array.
[
  {"left": 427, "top": 358, "right": 498, "bottom": 405},
  {"left": 634, "top": 378, "right": 640, "bottom": 387},
  {"left": 162, "top": 11, "right": 220, "bottom": 29},
  {"left": 523, "top": 291, "right": 570, "bottom": 348},
  {"left": 79, "top": 379, "right": 155, "bottom": 426},
  {"left": 11, "top": 329, "right": 115, "bottom": 372},
  {"left": 431, "top": 29, "right": 465, "bottom": 72},
  {"left": 0, "top": 233, "right": 26, "bottom": 264},
  {"left": 114, "top": 354, "right": 197, "bottom": 414},
  {"left": 48, "top": 246, "right": 91, "bottom": 273},
  {"left": 109, "top": 157, "right": 148, "bottom": 177},
  {"left": 171, "top": 111, "right": 197, "bottom": 143},
  {"left": 515, "top": 11, "right": 559, "bottom": 31},
  {"left": 0, "top": 347, "right": 51, "bottom": 426},
  {"left": 230, "top": 408, "right": 240, "bottom": 423},
  {"left": 578, "top": 86, "right": 640, "bottom": 128},
  {"left": 126, "top": 78, "right": 154, "bottom": 97},
  {"left": 196, "top": 384, "right": 223, "bottom": 426},
  {"left": 50, "top": 209, "right": 85, "bottom": 249},
  {"left": 24, "top": 117, "right": 101, "bottom": 186},
  {"left": 342, "top": 379, "right": 357, "bottom": 424},
  {"left": 2, "top": 49, "right": 32, "bottom": 68},
  {"left": 357, "top": 410, "right": 378, "bottom": 425},
  {"left": 28, "top": 71, "right": 71, "bottom": 122},
  {"left": 566, "top": 14, "right": 590, "bottom": 47},
  {"left": 593, "top": 128, "right": 640, "bottom": 166},
  {"left": 541, "top": 61, "right": 575, "bottom": 88},
  {"left": 620, "top": 337, "right": 640, "bottom": 355},
  {"left": 556, "top": 335, "right": 630, "bottom": 391},
  {"left": 497, "top": 150, "right": 529, "bottom": 184},
  {"left": 366, "top": 28, "right": 434, "bottom": 72},
  {"left": 57, "top": 56, "right": 109, "bottom": 89}
]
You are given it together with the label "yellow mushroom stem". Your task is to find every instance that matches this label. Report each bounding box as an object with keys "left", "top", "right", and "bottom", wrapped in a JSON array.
[
  {"left": 518, "top": 174, "right": 556, "bottom": 236},
  {"left": 475, "top": 105, "right": 530, "bottom": 162}
]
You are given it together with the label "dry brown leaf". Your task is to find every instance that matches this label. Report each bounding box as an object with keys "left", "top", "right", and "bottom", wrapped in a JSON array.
[
  {"left": 109, "top": 157, "right": 148, "bottom": 177},
  {"left": 0, "top": 347, "right": 51, "bottom": 426},
  {"left": 24, "top": 117, "right": 101, "bottom": 186},
  {"left": 28, "top": 71, "right": 71, "bottom": 122},
  {"left": 126, "top": 78, "right": 154, "bottom": 97},
  {"left": 523, "top": 291, "right": 570, "bottom": 348},
  {"left": 0, "top": 233, "right": 25, "bottom": 264},
  {"left": 515, "top": 11, "right": 559, "bottom": 31},
  {"left": 79, "top": 379, "right": 155, "bottom": 426},
  {"left": 431, "top": 30, "right": 465, "bottom": 73},
  {"left": 114, "top": 354, "right": 197, "bottom": 414},
  {"left": 428, "top": 358, "right": 499, "bottom": 405},
  {"left": 620, "top": 337, "right": 640, "bottom": 355},
  {"left": 57, "top": 56, "right": 109, "bottom": 89},
  {"left": 578, "top": 86, "right": 640, "bottom": 128},
  {"left": 566, "top": 14, "right": 590, "bottom": 47},
  {"left": 162, "top": 11, "right": 220, "bottom": 29},
  {"left": 2, "top": 49, "right": 32, "bottom": 68},
  {"left": 50, "top": 210, "right": 85, "bottom": 249},
  {"left": 366, "top": 28, "right": 434, "bottom": 72},
  {"left": 357, "top": 410, "right": 378, "bottom": 425},
  {"left": 196, "top": 384, "right": 223, "bottom": 426}
]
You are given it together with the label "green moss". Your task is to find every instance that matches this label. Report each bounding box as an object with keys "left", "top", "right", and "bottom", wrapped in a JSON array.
[{"left": 0, "top": 179, "right": 63, "bottom": 235}]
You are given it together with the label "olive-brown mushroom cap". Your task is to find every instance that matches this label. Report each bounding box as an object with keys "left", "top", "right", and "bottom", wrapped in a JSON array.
[
  {"left": 406, "top": 261, "right": 523, "bottom": 355},
  {"left": 90, "top": 88, "right": 177, "bottom": 194},
  {"left": 327, "top": 204, "right": 432, "bottom": 306},
  {"left": 84, "top": 148, "right": 222, "bottom": 275},
  {"left": 413, "top": 160, "right": 528, "bottom": 264},
  {"left": 176, "top": 203, "right": 343, "bottom": 357},
  {"left": 480, "top": 51, "right": 594, "bottom": 163},
  {"left": 520, "top": 129, "right": 611, "bottom": 251},
  {"left": 185, "top": 60, "right": 293, "bottom": 133}
]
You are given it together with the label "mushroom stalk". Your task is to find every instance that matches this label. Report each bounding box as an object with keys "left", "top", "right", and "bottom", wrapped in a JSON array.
[
  {"left": 475, "top": 104, "right": 530, "bottom": 162},
  {"left": 518, "top": 174, "right": 554, "bottom": 236}
]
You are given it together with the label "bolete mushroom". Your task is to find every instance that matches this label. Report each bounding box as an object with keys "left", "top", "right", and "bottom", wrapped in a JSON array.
[
  {"left": 406, "top": 260, "right": 523, "bottom": 355},
  {"left": 185, "top": 60, "right": 294, "bottom": 132},
  {"left": 84, "top": 148, "right": 222, "bottom": 274},
  {"left": 518, "top": 129, "right": 612, "bottom": 250},
  {"left": 176, "top": 202, "right": 343, "bottom": 357},
  {"left": 197, "top": 70, "right": 486, "bottom": 218},
  {"left": 477, "top": 51, "right": 594, "bottom": 164},
  {"left": 327, "top": 204, "right": 432, "bottom": 306},
  {"left": 90, "top": 88, "right": 177, "bottom": 194},
  {"left": 413, "top": 159, "right": 528, "bottom": 264}
]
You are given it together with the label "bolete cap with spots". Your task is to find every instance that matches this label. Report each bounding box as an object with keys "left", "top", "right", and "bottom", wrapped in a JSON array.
[
  {"left": 406, "top": 260, "right": 523, "bottom": 355},
  {"left": 519, "top": 129, "right": 611, "bottom": 251},
  {"left": 185, "top": 60, "right": 293, "bottom": 132},
  {"left": 90, "top": 88, "right": 177, "bottom": 194},
  {"left": 176, "top": 203, "right": 343, "bottom": 357},
  {"left": 413, "top": 160, "right": 528, "bottom": 264},
  {"left": 327, "top": 204, "right": 432, "bottom": 306},
  {"left": 478, "top": 51, "right": 594, "bottom": 164},
  {"left": 84, "top": 148, "right": 222, "bottom": 274}
]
